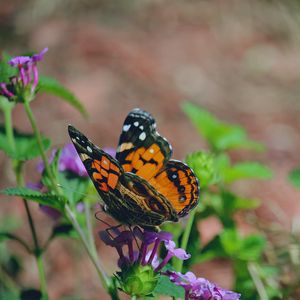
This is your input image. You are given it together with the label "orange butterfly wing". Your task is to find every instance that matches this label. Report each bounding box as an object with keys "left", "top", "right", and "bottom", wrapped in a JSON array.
[
  {"left": 149, "top": 160, "right": 199, "bottom": 217},
  {"left": 116, "top": 109, "right": 172, "bottom": 181}
]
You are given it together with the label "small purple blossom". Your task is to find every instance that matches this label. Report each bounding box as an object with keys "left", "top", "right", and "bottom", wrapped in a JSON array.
[
  {"left": 167, "top": 271, "right": 241, "bottom": 300},
  {"left": 58, "top": 143, "right": 88, "bottom": 177},
  {"left": 0, "top": 48, "right": 48, "bottom": 100},
  {"left": 38, "top": 143, "right": 88, "bottom": 177}
]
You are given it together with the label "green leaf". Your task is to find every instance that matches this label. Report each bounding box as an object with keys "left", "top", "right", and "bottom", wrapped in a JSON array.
[
  {"left": 1, "top": 187, "right": 64, "bottom": 210},
  {"left": 185, "top": 151, "right": 219, "bottom": 188},
  {"left": 288, "top": 168, "right": 300, "bottom": 189},
  {"left": 220, "top": 228, "right": 242, "bottom": 256},
  {"left": 0, "top": 125, "right": 51, "bottom": 160},
  {"left": 221, "top": 162, "right": 273, "bottom": 183},
  {"left": 58, "top": 171, "right": 90, "bottom": 205},
  {"left": 182, "top": 102, "right": 264, "bottom": 152},
  {"left": 38, "top": 76, "right": 87, "bottom": 117},
  {"left": 0, "top": 52, "right": 16, "bottom": 83},
  {"left": 199, "top": 235, "right": 227, "bottom": 262},
  {"left": 238, "top": 235, "right": 265, "bottom": 261},
  {"left": 153, "top": 275, "right": 184, "bottom": 298}
]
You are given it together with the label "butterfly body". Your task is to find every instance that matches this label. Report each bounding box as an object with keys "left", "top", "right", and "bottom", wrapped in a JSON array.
[{"left": 68, "top": 108, "right": 199, "bottom": 229}]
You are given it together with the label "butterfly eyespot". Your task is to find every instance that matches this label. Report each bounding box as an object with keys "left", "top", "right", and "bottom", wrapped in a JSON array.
[
  {"left": 179, "top": 195, "right": 186, "bottom": 202},
  {"left": 179, "top": 186, "right": 185, "bottom": 193},
  {"left": 171, "top": 174, "right": 177, "bottom": 179}
]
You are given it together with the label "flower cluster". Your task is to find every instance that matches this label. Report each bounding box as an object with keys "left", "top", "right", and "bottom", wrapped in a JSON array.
[
  {"left": 99, "top": 227, "right": 190, "bottom": 296},
  {"left": 99, "top": 227, "right": 241, "bottom": 299},
  {"left": 168, "top": 271, "right": 241, "bottom": 300},
  {"left": 0, "top": 48, "right": 48, "bottom": 101}
]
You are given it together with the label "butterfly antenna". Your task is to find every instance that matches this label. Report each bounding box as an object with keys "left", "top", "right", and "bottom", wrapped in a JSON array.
[
  {"left": 95, "top": 210, "right": 113, "bottom": 228},
  {"left": 129, "top": 225, "right": 141, "bottom": 251}
]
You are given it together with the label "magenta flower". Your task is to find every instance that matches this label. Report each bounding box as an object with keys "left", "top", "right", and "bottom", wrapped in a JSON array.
[
  {"left": 167, "top": 271, "right": 241, "bottom": 300},
  {"left": 0, "top": 48, "right": 48, "bottom": 100}
]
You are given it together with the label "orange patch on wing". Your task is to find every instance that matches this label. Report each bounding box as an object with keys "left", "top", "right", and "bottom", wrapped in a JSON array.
[
  {"left": 136, "top": 163, "right": 157, "bottom": 180},
  {"left": 93, "top": 172, "right": 102, "bottom": 181},
  {"left": 92, "top": 160, "right": 101, "bottom": 172},
  {"left": 100, "top": 169, "right": 109, "bottom": 177},
  {"left": 101, "top": 156, "right": 110, "bottom": 170},
  {"left": 110, "top": 163, "right": 120, "bottom": 173},
  {"left": 107, "top": 173, "right": 119, "bottom": 189}
]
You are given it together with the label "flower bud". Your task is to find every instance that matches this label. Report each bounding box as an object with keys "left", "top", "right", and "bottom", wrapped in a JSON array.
[{"left": 117, "top": 263, "right": 159, "bottom": 296}]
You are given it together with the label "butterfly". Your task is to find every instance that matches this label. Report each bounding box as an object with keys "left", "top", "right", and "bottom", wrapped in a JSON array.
[{"left": 68, "top": 108, "right": 199, "bottom": 230}]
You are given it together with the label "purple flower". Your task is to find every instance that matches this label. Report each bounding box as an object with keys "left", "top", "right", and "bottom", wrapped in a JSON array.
[
  {"left": 58, "top": 143, "right": 88, "bottom": 177},
  {"left": 0, "top": 48, "right": 48, "bottom": 100},
  {"left": 38, "top": 143, "right": 88, "bottom": 177},
  {"left": 99, "top": 227, "right": 190, "bottom": 272},
  {"left": 167, "top": 271, "right": 241, "bottom": 300}
]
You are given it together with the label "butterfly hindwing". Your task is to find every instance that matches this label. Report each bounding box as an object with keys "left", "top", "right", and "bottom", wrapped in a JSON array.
[
  {"left": 149, "top": 160, "right": 199, "bottom": 217},
  {"left": 68, "top": 125, "right": 123, "bottom": 197},
  {"left": 116, "top": 108, "right": 172, "bottom": 181}
]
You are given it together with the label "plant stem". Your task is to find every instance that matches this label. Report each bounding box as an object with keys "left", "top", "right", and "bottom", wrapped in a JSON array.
[
  {"left": 37, "top": 254, "right": 49, "bottom": 300},
  {"left": 174, "top": 209, "right": 196, "bottom": 272},
  {"left": 65, "top": 204, "right": 111, "bottom": 291},
  {"left": 23, "top": 100, "right": 57, "bottom": 191},
  {"left": 2, "top": 101, "right": 16, "bottom": 152},
  {"left": 84, "top": 202, "right": 96, "bottom": 256},
  {"left": 2, "top": 101, "right": 50, "bottom": 299},
  {"left": 131, "top": 295, "right": 137, "bottom": 300}
]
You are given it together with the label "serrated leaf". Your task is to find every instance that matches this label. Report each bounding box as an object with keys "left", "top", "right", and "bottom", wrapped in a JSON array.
[
  {"left": 38, "top": 76, "right": 87, "bottom": 117},
  {"left": 153, "top": 275, "right": 184, "bottom": 298},
  {"left": 182, "top": 102, "right": 264, "bottom": 152},
  {"left": 0, "top": 125, "right": 51, "bottom": 160},
  {"left": 1, "top": 187, "right": 64, "bottom": 210},
  {"left": 221, "top": 162, "right": 273, "bottom": 183},
  {"left": 288, "top": 168, "right": 300, "bottom": 188}
]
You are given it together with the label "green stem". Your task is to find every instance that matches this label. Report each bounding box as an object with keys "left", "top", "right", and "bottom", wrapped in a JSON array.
[
  {"left": 174, "top": 209, "right": 196, "bottom": 272},
  {"left": 2, "top": 101, "right": 50, "bottom": 299},
  {"left": 37, "top": 254, "right": 49, "bottom": 300},
  {"left": 3, "top": 102, "right": 16, "bottom": 152},
  {"left": 23, "top": 100, "right": 57, "bottom": 191},
  {"left": 84, "top": 202, "right": 96, "bottom": 255},
  {"left": 65, "top": 204, "right": 111, "bottom": 291},
  {"left": 131, "top": 295, "right": 137, "bottom": 300}
]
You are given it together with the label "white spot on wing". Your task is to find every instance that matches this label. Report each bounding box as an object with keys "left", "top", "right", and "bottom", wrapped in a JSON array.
[
  {"left": 139, "top": 125, "right": 144, "bottom": 130},
  {"left": 139, "top": 132, "right": 146, "bottom": 141},
  {"left": 134, "top": 121, "right": 139, "bottom": 127},
  {"left": 172, "top": 174, "right": 177, "bottom": 179},
  {"left": 87, "top": 146, "right": 93, "bottom": 153},
  {"left": 123, "top": 124, "right": 131, "bottom": 132}
]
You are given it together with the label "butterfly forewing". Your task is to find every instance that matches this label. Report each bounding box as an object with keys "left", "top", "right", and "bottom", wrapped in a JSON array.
[
  {"left": 116, "top": 109, "right": 172, "bottom": 181},
  {"left": 149, "top": 160, "right": 199, "bottom": 217},
  {"left": 68, "top": 125, "right": 123, "bottom": 196}
]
